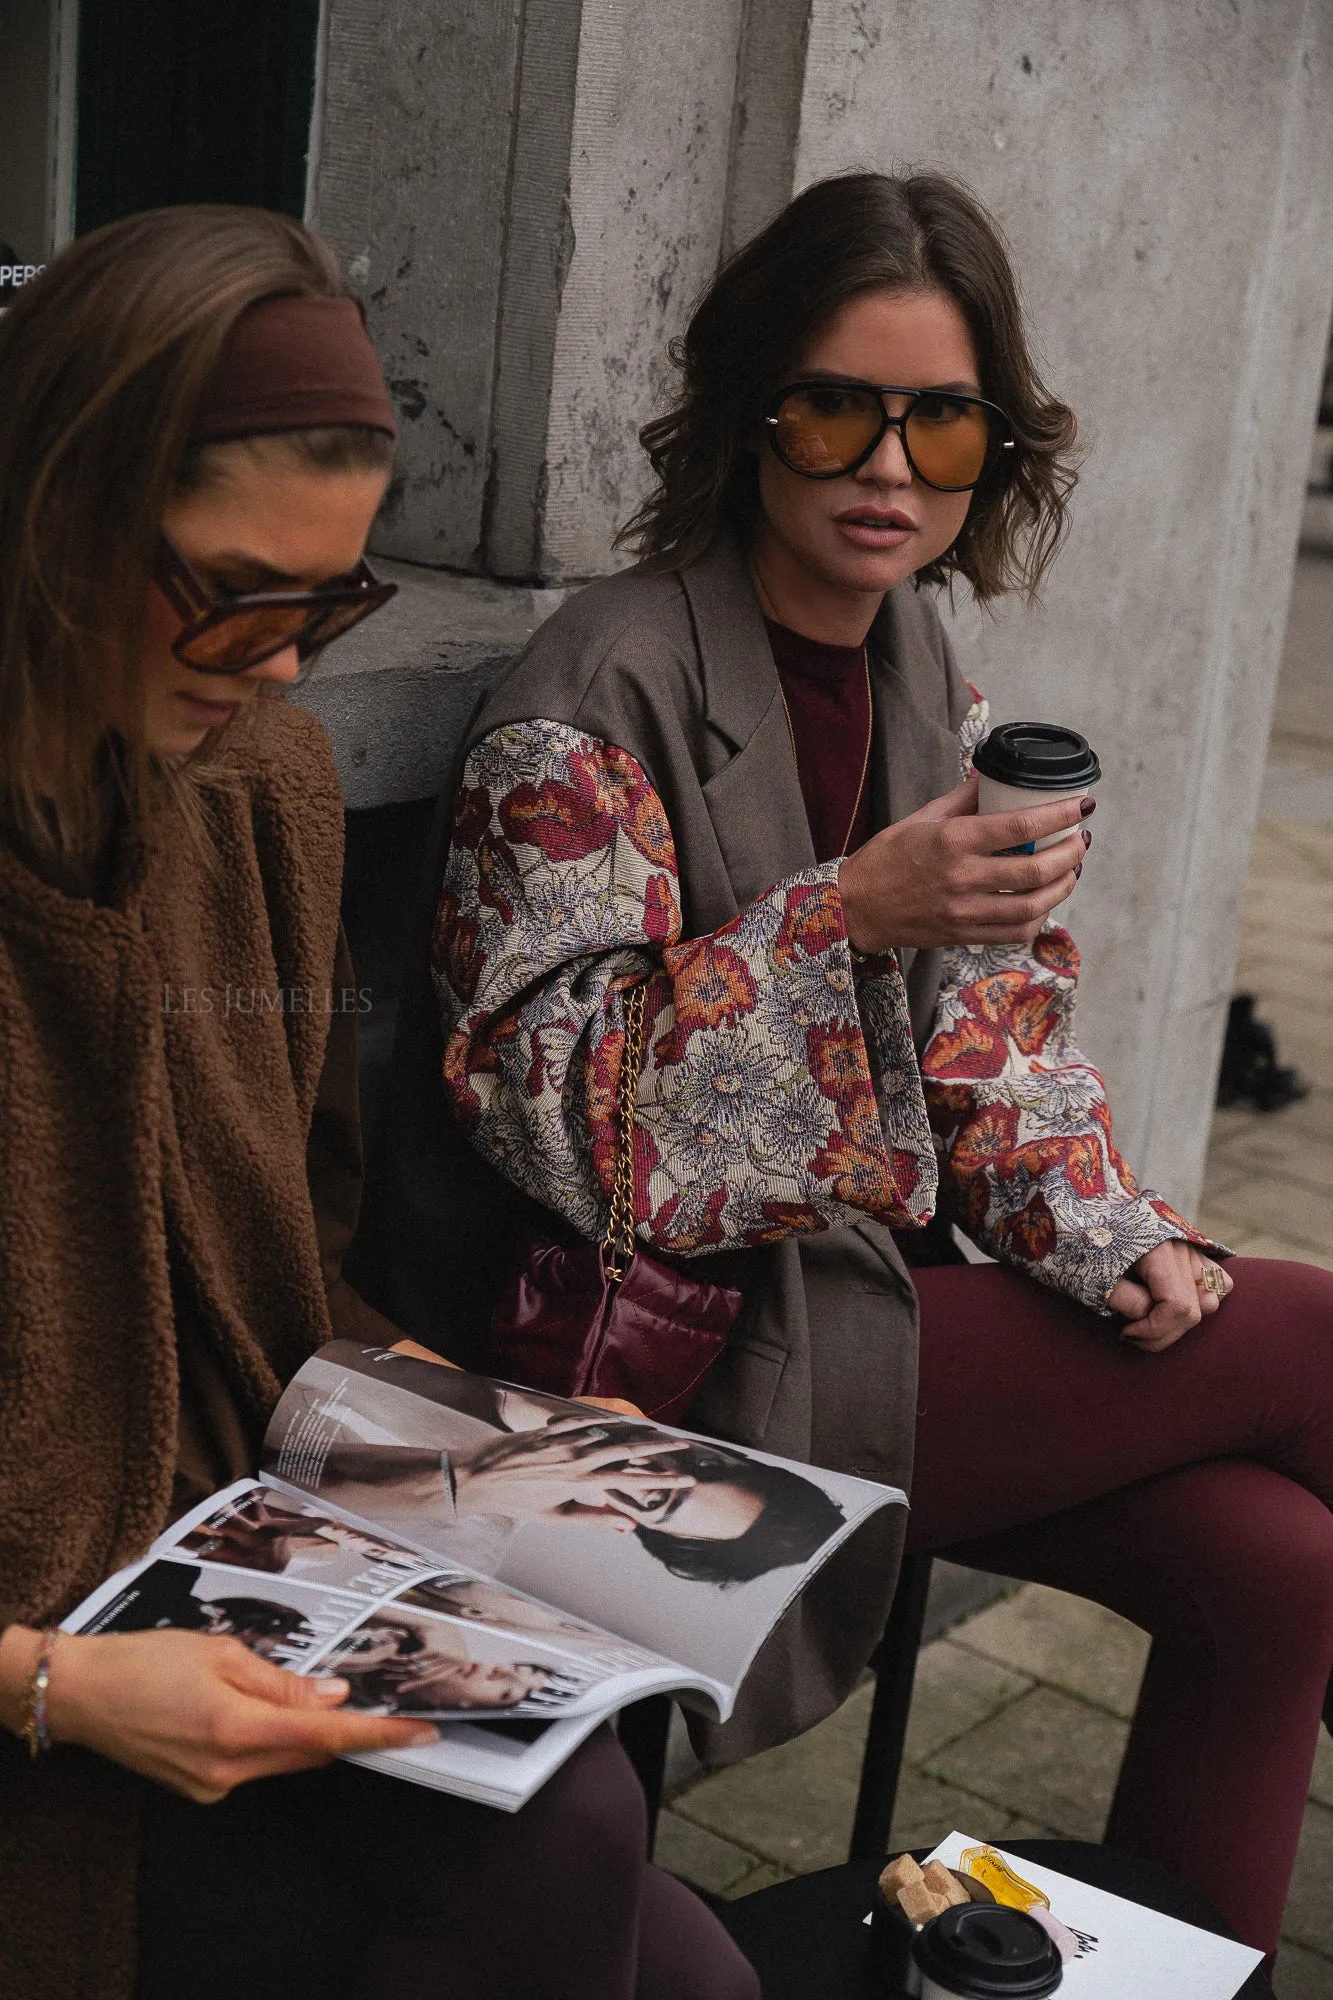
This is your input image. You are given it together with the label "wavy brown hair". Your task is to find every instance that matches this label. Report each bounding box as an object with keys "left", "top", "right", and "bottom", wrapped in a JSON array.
[
  {"left": 619, "top": 170, "right": 1079, "bottom": 602},
  {"left": 0, "top": 205, "right": 390, "bottom": 859}
]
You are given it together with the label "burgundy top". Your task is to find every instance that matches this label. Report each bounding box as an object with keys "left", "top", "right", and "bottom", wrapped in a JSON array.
[{"left": 765, "top": 619, "right": 873, "bottom": 862}]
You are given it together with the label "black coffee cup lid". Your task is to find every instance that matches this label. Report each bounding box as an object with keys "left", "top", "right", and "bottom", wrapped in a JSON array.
[
  {"left": 971, "top": 722, "right": 1100, "bottom": 792},
  {"left": 911, "top": 1904, "right": 1063, "bottom": 1997}
]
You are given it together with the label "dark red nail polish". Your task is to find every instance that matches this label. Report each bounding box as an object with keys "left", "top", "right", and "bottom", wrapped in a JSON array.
[
  {"left": 1074, "top": 862, "right": 1083, "bottom": 879},
  {"left": 1082, "top": 827, "right": 1093, "bottom": 849},
  {"left": 1080, "top": 796, "right": 1097, "bottom": 817}
]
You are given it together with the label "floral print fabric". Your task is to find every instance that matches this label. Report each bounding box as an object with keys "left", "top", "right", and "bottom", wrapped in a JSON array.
[
  {"left": 435, "top": 719, "right": 937, "bottom": 1257},
  {"left": 925, "top": 686, "right": 1216, "bottom": 1309},
  {"left": 435, "top": 709, "right": 1214, "bottom": 1310}
]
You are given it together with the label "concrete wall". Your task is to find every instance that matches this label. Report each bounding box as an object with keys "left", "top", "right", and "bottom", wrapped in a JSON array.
[
  {"left": 532, "top": 0, "right": 748, "bottom": 580},
  {"left": 791, "top": 0, "right": 1333, "bottom": 1204},
  {"left": 305, "top": 0, "right": 1333, "bottom": 1215},
  {"left": 311, "top": 0, "right": 535, "bottom": 568}
]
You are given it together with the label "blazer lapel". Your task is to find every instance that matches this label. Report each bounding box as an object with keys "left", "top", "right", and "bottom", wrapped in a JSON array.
[
  {"left": 679, "top": 544, "right": 959, "bottom": 923},
  {"left": 682, "top": 535, "right": 816, "bottom": 910},
  {"left": 868, "top": 588, "right": 962, "bottom": 829}
]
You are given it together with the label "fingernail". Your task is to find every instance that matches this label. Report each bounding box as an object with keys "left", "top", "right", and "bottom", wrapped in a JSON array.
[
  {"left": 1082, "top": 827, "right": 1092, "bottom": 849},
  {"left": 1080, "top": 796, "right": 1097, "bottom": 817},
  {"left": 409, "top": 1727, "right": 440, "bottom": 1746},
  {"left": 317, "top": 1677, "right": 349, "bottom": 1699},
  {"left": 1074, "top": 862, "right": 1083, "bottom": 879}
]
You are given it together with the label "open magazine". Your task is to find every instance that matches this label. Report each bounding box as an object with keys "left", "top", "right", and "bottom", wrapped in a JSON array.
[{"left": 66, "top": 1340, "right": 905, "bottom": 1810}]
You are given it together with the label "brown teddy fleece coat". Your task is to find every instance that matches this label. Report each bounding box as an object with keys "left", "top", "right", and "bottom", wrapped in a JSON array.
[{"left": 0, "top": 700, "right": 389, "bottom": 2000}]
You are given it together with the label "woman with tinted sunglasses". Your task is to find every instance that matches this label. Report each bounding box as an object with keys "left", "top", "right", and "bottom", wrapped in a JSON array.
[
  {"left": 0, "top": 207, "right": 757, "bottom": 2000},
  {"left": 394, "top": 170, "right": 1333, "bottom": 1967}
]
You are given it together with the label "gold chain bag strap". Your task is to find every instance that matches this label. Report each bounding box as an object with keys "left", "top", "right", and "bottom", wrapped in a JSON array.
[
  {"left": 603, "top": 981, "right": 646, "bottom": 1284},
  {"left": 492, "top": 978, "right": 742, "bottom": 1422}
]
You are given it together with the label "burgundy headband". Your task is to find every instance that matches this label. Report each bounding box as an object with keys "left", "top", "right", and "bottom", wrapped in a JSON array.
[{"left": 190, "top": 295, "right": 397, "bottom": 444}]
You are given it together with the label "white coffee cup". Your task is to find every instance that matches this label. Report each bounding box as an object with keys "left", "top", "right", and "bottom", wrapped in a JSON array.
[{"left": 972, "top": 722, "right": 1100, "bottom": 854}]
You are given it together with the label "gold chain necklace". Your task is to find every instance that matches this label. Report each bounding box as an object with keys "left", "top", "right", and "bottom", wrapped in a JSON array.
[{"left": 779, "top": 647, "right": 874, "bottom": 858}]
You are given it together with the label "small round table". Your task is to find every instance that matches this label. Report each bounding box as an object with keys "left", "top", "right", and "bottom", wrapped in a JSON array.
[{"left": 717, "top": 1840, "right": 1273, "bottom": 1998}]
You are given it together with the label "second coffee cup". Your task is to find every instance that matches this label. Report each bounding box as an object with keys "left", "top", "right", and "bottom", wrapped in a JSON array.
[
  {"left": 911, "top": 1903, "right": 1063, "bottom": 1998},
  {"left": 972, "top": 722, "right": 1100, "bottom": 854}
]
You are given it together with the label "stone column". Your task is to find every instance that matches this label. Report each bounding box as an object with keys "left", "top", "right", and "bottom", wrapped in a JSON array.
[{"left": 309, "top": 0, "right": 747, "bottom": 582}]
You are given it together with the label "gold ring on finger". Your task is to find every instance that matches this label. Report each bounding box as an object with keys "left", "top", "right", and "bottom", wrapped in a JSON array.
[{"left": 1194, "top": 1263, "right": 1227, "bottom": 1299}]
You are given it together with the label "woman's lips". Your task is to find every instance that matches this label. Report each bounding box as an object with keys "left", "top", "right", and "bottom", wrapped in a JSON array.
[
  {"left": 832, "top": 508, "right": 917, "bottom": 550},
  {"left": 176, "top": 690, "right": 243, "bottom": 726}
]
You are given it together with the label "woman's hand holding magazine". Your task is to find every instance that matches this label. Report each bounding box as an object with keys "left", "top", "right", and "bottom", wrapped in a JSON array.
[{"left": 0, "top": 1624, "right": 436, "bottom": 1805}]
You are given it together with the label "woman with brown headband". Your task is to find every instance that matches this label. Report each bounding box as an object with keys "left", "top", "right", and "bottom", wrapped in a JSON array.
[{"left": 0, "top": 206, "right": 757, "bottom": 2000}]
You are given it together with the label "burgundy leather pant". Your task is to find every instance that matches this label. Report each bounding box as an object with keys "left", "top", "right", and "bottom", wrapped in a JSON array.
[
  {"left": 909, "top": 1257, "right": 1333, "bottom": 1957},
  {"left": 137, "top": 1725, "right": 758, "bottom": 2000}
]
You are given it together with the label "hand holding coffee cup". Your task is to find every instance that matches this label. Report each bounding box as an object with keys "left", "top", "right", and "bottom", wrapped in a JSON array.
[
  {"left": 971, "top": 723, "right": 1101, "bottom": 855},
  {"left": 838, "top": 721, "right": 1098, "bottom": 955}
]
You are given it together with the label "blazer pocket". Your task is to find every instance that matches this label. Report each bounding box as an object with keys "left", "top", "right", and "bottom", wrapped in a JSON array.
[{"left": 687, "top": 1330, "right": 788, "bottom": 1448}]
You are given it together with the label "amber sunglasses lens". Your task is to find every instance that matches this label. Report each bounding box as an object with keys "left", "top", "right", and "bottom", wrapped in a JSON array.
[
  {"left": 301, "top": 595, "right": 378, "bottom": 652},
  {"left": 177, "top": 603, "right": 318, "bottom": 670},
  {"left": 771, "top": 385, "right": 885, "bottom": 475},
  {"left": 903, "top": 395, "right": 995, "bottom": 489}
]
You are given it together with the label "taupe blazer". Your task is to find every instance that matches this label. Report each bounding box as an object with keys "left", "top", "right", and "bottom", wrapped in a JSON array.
[{"left": 372, "top": 533, "right": 972, "bottom": 1760}]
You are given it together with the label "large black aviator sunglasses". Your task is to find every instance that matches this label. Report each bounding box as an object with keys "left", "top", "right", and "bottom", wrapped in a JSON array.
[{"left": 765, "top": 379, "right": 1016, "bottom": 492}]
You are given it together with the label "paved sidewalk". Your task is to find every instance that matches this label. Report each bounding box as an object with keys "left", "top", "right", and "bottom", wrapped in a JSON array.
[{"left": 660, "top": 560, "right": 1333, "bottom": 1997}]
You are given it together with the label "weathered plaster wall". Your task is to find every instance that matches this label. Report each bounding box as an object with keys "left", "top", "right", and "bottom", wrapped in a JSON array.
[
  {"left": 534, "top": 0, "right": 750, "bottom": 581},
  {"left": 310, "top": 0, "right": 530, "bottom": 568},
  {"left": 793, "top": 0, "right": 1333, "bottom": 1206}
]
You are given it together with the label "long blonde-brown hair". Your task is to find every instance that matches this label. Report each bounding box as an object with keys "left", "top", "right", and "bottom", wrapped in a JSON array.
[{"left": 0, "top": 204, "right": 383, "bottom": 858}]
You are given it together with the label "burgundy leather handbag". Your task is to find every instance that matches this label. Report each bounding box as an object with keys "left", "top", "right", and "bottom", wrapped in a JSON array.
[{"left": 491, "top": 983, "right": 741, "bottom": 1423}]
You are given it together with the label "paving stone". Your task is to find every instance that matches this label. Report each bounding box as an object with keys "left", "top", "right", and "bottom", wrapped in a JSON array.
[
  {"left": 653, "top": 1807, "right": 761, "bottom": 1895},
  {"left": 1282, "top": 1800, "right": 1333, "bottom": 1957},
  {"left": 669, "top": 1686, "right": 873, "bottom": 1872},
  {"left": 903, "top": 1637, "right": 1033, "bottom": 1762},
  {"left": 1200, "top": 1175, "right": 1333, "bottom": 1258},
  {"left": 1196, "top": 1208, "right": 1250, "bottom": 1249},
  {"left": 1275, "top": 1939, "right": 1333, "bottom": 2000},
  {"left": 1209, "top": 1104, "right": 1266, "bottom": 1148},
  {"left": 722, "top": 1861, "right": 790, "bottom": 1901},
  {"left": 950, "top": 1584, "right": 1149, "bottom": 1721},
  {"left": 1257, "top": 1090, "right": 1333, "bottom": 1150},
  {"left": 1310, "top": 1729, "right": 1333, "bottom": 1811},
  {"left": 1216, "top": 1119, "right": 1333, "bottom": 1198},
  {"left": 1236, "top": 959, "right": 1333, "bottom": 1017},
  {"left": 921, "top": 1687, "right": 1128, "bottom": 1842},
  {"left": 887, "top": 1765, "right": 1044, "bottom": 1853},
  {"left": 1202, "top": 1157, "right": 1258, "bottom": 1205}
]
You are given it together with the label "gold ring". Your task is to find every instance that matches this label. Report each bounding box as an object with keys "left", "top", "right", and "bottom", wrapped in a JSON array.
[{"left": 1195, "top": 1263, "right": 1227, "bottom": 1299}]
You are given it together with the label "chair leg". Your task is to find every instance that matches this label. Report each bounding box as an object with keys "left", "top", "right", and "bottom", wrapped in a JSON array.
[
  {"left": 849, "top": 1552, "right": 934, "bottom": 1861},
  {"left": 617, "top": 1694, "right": 672, "bottom": 1854}
]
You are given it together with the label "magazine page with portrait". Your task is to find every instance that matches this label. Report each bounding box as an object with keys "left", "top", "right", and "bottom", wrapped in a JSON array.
[
  {"left": 63, "top": 1479, "right": 700, "bottom": 1808},
  {"left": 260, "top": 1340, "right": 904, "bottom": 1696}
]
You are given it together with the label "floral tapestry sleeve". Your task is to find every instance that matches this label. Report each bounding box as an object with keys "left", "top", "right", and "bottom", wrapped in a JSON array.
[
  {"left": 959, "top": 681, "right": 988, "bottom": 778},
  {"left": 922, "top": 924, "right": 1226, "bottom": 1312},
  {"left": 433, "top": 720, "right": 937, "bottom": 1256}
]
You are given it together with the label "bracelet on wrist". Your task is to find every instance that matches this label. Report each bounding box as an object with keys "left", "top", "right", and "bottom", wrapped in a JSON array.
[{"left": 21, "top": 1627, "right": 59, "bottom": 1758}]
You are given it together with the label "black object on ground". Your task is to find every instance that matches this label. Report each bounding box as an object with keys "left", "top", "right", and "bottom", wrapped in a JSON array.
[
  {"left": 718, "top": 1841, "right": 1272, "bottom": 1999},
  {"left": 1216, "top": 994, "right": 1309, "bottom": 1113}
]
